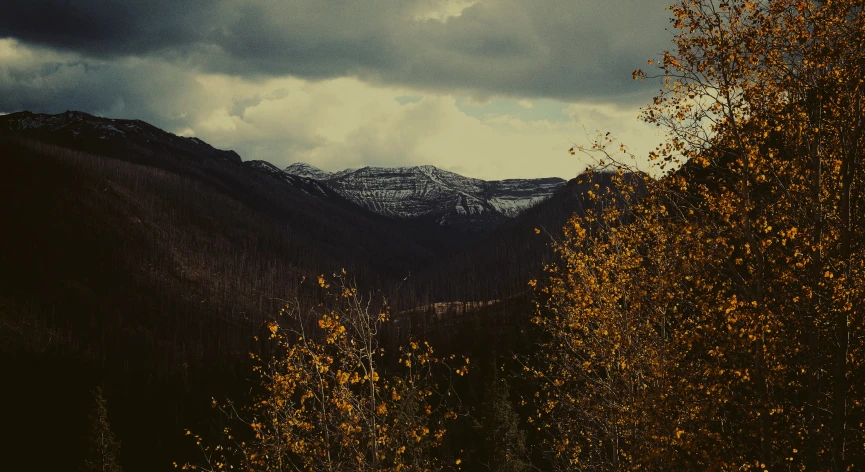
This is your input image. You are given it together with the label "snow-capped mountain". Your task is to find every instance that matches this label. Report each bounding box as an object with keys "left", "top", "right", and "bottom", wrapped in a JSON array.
[
  {"left": 285, "top": 162, "right": 358, "bottom": 180},
  {"left": 284, "top": 162, "right": 566, "bottom": 228}
]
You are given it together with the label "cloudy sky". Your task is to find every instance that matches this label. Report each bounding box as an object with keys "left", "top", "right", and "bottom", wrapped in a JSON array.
[{"left": 0, "top": 0, "right": 674, "bottom": 179}]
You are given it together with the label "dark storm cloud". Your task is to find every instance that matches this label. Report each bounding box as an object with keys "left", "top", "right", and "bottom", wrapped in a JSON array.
[
  {"left": 0, "top": 0, "right": 224, "bottom": 57},
  {"left": 0, "top": 44, "right": 209, "bottom": 130},
  {"left": 0, "top": 0, "right": 673, "bottom": 103}
]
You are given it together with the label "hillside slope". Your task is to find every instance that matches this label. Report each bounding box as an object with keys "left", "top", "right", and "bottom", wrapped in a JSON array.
[
  {"left": 0, "top": 133, "right": 432, "bottom": 471},
  {"left": 411, "top": 171, "right": 647, "bottom": 301}
]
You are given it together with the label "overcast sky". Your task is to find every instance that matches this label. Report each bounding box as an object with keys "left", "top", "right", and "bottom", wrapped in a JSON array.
[{"left": 0, "top": 0, "right": 674, "bottom": 179}]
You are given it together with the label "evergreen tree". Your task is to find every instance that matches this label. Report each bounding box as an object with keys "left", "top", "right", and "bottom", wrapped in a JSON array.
[
  {"left": 83, "top": 387, "right": 122, "bottom": 472},
  {"left": 474, "top": 374, "right": 530, "bottom": 472}
]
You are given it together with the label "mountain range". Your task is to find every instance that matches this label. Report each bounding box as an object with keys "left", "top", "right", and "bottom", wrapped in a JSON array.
[
  {"left": 282, "top": 162, "right": 565, "bottom": 229},
  {"left": 0, "top": 110, "right": 565, "bottom": 234},
  {"left": 0, "top": 110, "right": 619, "bottom": 302}
]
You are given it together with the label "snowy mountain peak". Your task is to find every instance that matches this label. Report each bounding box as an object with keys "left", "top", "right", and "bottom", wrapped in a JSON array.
[
  {"left": 285, "top": 162, "right": 333, "bottom": 180},
  {"left": 283, "top": 162, "right": 566, "bottom": 228}
]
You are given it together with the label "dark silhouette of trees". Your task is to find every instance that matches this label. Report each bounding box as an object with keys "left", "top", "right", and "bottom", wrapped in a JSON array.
[
  {"left": 84, "top": 388, "right": 123, "bottom": 472},
  {"left": 473, "top": 374, "right": 530, "bottom": 472}
]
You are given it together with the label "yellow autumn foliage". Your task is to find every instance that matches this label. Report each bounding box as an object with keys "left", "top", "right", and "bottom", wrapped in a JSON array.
[{"left": 533, "top": 0, "right": 865, "bottom": 470}]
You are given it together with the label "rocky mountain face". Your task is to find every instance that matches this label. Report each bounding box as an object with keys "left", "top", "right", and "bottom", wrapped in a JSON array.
[{"left": 284, "top": 162, "right": 566, "bottom": 230}]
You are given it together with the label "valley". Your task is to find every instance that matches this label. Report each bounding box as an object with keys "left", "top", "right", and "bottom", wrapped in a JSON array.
[{"left": 0, "top": 111, "right": 599, "bottom": 471}]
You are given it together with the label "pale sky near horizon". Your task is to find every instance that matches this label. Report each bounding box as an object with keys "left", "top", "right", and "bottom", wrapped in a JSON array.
[{"left": 0, "top": 0, "right": 674, "bottom": 180}]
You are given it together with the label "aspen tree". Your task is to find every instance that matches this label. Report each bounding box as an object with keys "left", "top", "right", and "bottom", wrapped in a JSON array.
[
  {"left": 535, "top": 0, "right": 865, "bottom": 469},
  {"left": 185, "top": 274, "right": 466, "bottom": 472}
]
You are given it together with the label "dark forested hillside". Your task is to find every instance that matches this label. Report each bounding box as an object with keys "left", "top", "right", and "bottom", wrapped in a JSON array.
[
  {"left": 413, "top": 171, "right": 646, "bottom": 302},
  {"left": 0, "top": 135, "right": 438, "bottom": 471},
  {"left": 0, "top": 135, "right": 440, "bottom": 354}
]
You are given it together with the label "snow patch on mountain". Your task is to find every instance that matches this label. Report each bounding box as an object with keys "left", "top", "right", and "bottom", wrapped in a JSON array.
[{"left": 284, "top": 162, "right": 332, "bottom": 180}]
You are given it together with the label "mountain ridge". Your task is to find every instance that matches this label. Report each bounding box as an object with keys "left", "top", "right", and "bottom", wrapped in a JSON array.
[
  {"left": 0, "top": 110, "right": 243, "bottom": 164},
  {"left": 284, "top": 161, "right": 566, "bottom": 228}
]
